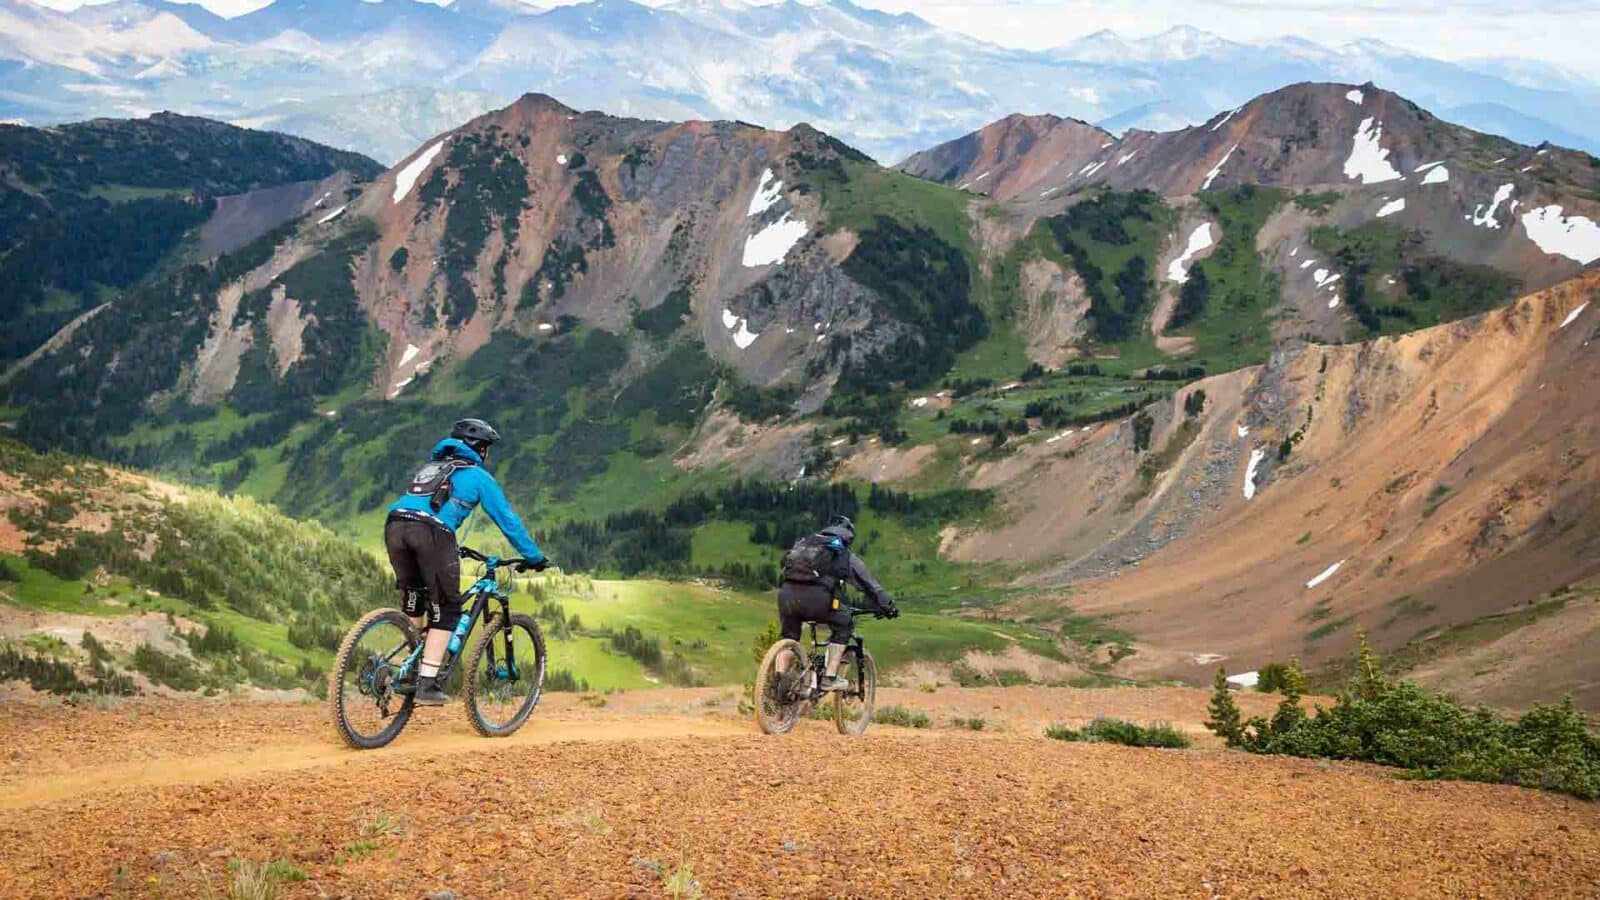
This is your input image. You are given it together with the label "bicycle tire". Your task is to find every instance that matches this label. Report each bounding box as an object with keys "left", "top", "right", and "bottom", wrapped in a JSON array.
[
  {"left": 329, "top": 608, "right": 417, "bottom": 750},
  {"left": 834, "top": 649, "right": 876, "bottom": 736},
  {"left": 753, "top": 638, "right": 809, "bottom": 735},
  {"left": 463, "top": 612, "right": 547, "bottom": 737}
]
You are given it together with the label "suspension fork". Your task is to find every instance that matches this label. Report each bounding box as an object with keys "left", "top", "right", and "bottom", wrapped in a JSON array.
[{"left": 486, "top": 594, "right": 518, "bottom": 680}]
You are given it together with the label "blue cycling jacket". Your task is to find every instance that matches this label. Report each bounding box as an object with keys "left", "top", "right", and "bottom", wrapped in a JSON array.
[{"left": 389, "top": 438, "right": 545, "bottom": 562}]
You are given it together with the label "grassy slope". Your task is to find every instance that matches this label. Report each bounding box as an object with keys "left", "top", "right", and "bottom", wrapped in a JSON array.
[{"left": 536, "top": 578, "right": 1059, "bottom": 690}]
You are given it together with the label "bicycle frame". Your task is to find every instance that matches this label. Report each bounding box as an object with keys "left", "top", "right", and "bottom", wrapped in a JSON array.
[
  {"left": 802, "top": 614, "right": 869, "bottom": 703},
  {"left": 390, "top": 559, "right": 516, "bottom": 684}
]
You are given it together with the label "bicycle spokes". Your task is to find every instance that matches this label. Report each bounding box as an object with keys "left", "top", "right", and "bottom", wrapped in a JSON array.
[
  {"left": 464, "top": 613, "right": 546, "bottom": 737},
  {"left": 331, "top": 610, "right": 419, "bottom": 750}
]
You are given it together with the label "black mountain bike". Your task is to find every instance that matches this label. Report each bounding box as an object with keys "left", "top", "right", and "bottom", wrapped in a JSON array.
[
  {"left": 330, "top": 546, "right": 548, "bottom": 749},
  {"left": 754, "top": 606, "right": 880, "bottom": 736}
]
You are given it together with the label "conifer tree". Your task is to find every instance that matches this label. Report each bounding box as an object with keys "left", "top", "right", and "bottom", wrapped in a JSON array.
[{"left": 1205, "top": 667, "right": 1244, "bottom": 747}]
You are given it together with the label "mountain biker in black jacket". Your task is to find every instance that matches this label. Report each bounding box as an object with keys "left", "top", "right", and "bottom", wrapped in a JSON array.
[{"left": 776, "top": 515, "right": 898, "bottom": 692}]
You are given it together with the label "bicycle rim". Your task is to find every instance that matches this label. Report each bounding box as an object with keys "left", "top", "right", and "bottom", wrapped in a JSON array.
[
  {"left": 754, "top": 639, "right": 808, "bottom": 735},
  {"left": 835, "top": 650, "right": 876, "bottom": 736},
  {"left": 330, "top": 609, "right": 417, "bottom": 750},
  {"left": 465, "top": 613, "right": 546, "bottom": 737}
]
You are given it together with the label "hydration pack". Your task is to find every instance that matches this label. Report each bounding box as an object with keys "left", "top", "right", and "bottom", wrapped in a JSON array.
[
  {"left": 781, "top": 532, "right": 851, "bottom": 588},
  {"left": 405, "top": 458, "right": 475, "bottom": 513}
]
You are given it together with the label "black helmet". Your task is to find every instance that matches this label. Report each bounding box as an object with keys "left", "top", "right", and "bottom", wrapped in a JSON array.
[
  {"left": 450, "top": 418, "right": 500, "bottom": 454},
  {"left": 822, "top": 514, "right": 855, "bottom": 545}
]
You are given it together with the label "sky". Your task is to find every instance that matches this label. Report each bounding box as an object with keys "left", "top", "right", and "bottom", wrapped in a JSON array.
[{"left": 28, "top": 0, "right": 1600, "bottom": 73}]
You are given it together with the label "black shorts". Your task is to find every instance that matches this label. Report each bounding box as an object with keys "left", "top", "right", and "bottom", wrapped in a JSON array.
[
  {"left": 384, "top": 515, "right": 463, "bottom": 631},
  {"left": 777, "top": 581, "right": 853, "bottom": 645}
]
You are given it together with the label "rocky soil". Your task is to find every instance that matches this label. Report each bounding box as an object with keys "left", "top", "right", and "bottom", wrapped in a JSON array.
[{"left": 4, "top": 687, "right": 1597, "bottom": 898}]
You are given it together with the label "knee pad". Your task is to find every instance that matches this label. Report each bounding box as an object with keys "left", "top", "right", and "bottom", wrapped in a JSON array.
[
  {"left": 400, "top": 586, "right": 427, "bottom": 618},
  {"left": 430, "top": 595, "right": 464, "bottom": 633}
]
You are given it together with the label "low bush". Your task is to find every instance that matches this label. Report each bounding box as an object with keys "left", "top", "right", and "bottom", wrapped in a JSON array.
[
  {"left": 1208, "top": 633, "right": 1600, "bottom": 799},
  {"left": 950, "top": 716, "right": 986, "bottom": 731},
  {"left": 545, "top": 668, "right": 590, "bottom": 693},
  {"left": 1045, "top": 717, "right": 1191, "bottom": 748},
  {"left": 132, "top": 644, "right": 204, "bottom": 691},
  {"left": 873, "top": 705, "right": 931, "bottom": 729}
]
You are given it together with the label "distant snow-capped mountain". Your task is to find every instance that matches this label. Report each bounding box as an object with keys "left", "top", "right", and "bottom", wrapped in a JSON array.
[{"left": 2, "top": 0, "right": 1597, "bottom": 163}]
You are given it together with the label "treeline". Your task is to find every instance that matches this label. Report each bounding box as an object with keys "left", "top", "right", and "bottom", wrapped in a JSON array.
[
  {"left": 538, "top": 480, "right": 988, "bottom": 583},
  {"left": 0, "top": 113, "right": 379, "bottom": 362},
  {"left": 1044, "top": 190, "right": 1164, "bottom": 344},
  {"left": 538, "top": 480, "right": 860, "bottom": 577},
  {"left": 826, "top": 217, "right": 988, "bottom": 441}
]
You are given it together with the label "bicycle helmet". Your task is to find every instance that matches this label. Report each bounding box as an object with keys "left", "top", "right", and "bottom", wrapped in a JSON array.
[
  {"left": 821, "top": 514, "right": 855, "bottom": 546},
  {"left": 450, "top": 418, "right": 501, "bottom": 456}
]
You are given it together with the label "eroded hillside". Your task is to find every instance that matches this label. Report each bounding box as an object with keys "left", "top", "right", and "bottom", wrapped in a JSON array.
[{"left": 984, "top": 275, "right": 1600, "bottom": 707}]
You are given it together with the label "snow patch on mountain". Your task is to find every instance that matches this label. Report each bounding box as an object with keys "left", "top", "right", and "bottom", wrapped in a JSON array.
[
  {"left": 1345, "top": 88, "right": 1364, "bottom": 104},
  {"left": 316, "top": 205, "right": 347, "bottom": 224},
  {"left": 1560, "top": 302, "right": 1590, "bottom": 329},
  {"left": 1167, "top": 223, "right": 1215, "bottom": 284},
  {"left": 393, "top": 140, "right": 445, "bottom": 204},
  {"left": 1376, "top": 197, "right": 1406, "bottom": 218},
  {"left": 1422, "top": 165, "right": 1450, "bottom": 185},
  {"left": 1243, "top": 448, "right": 1265, "bottom": 500},
  {"left": 1344, "top": 117, "right": 1401, "bottom": 184},
  {"left": 747, "top": 167, "right": 783, "bottom": 217},
  {"left": 1521, "top": 206, "right": 1600, "bottom": 264},
  {"left": 1307, "top": 560, "right": 1345, "bottom": 589},
  {"left": 1469, "top": 183, "right": 1516, "bottom": 229},
  {"left": 742, "top": 212, "right": 808, "bottom": 267},
  {"left": 721, "top": 308, "right": 760, "bottom": 350},
  {"left": 1201, "top": 144, "right": 1238, "bottom": 191}
]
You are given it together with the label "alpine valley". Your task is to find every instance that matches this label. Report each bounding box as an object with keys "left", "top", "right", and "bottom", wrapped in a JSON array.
[{"left": 5, "top": 56, "right": 1600, "bottom": 710}]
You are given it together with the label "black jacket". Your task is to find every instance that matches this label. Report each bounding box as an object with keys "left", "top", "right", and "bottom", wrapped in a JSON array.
[{"left": 820, "top": 524, "right": 895, "bottom": 614}]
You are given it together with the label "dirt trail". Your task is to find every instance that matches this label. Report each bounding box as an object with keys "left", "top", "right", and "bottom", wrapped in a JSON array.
[
  {"left": 4, "top": 691, "right": 1598, "bottom": 898},
  {"left": 4, "top": 714, "right": 744, "bottom": 810}
]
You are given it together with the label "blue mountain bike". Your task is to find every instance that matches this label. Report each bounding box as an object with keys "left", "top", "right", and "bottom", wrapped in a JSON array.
[{"left": 329, "top": 546, "right": 548, "bottom": 749}]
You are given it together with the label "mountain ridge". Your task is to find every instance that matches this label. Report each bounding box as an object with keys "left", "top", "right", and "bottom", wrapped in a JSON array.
[
  {"left": 6, "top": 81, "right": 1600, "bottom": 710},
  {"left": 3, "top": 0, "right": 1598, "bottom": 165}
]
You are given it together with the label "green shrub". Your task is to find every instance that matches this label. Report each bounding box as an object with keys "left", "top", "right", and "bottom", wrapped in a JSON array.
[
  {"left": 632, "top": 284, "right": 692, "bottom": 339},
  {"left": 132, "top": 644, "right": 204, "bottom": 691},
  {"left": 950, "top": 716, "right": 986, "bottom": 731},
  {"left": 873, "top": 705, "right": 931, "bottom": 729},
  {"left": 0, "top": 646, "right": 89, "bottom": 694},
  {"left": 1206, "top": 668, "right": 1244, "bottom": 746},
  {"left": 1044, "top": 723, "right": 1077, "bottom": 741},
  {"left": 1212, "top": 631, "right": 1600, "bottom": 799},
  {"left": 545, "top": 668, "right": 590, "bottom": 692},
  {"left": 1256, "top": 661, "right": 1295, "bottom": 693},
  {"left": 1045, "top": 717, "right": 1191, "bottom": 748}
]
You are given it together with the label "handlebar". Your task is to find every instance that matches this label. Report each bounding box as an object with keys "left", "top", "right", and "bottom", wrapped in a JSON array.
[{"left": 458, "top": 546, "right": 535, "bottom": 570}]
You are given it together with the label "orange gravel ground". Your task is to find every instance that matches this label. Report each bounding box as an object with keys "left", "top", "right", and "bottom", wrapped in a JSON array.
[{"left": 4, "top": 687, "right": 1598, "bottom": 898}]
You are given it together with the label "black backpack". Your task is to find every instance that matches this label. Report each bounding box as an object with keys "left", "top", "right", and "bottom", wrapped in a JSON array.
[
  {"left": 781, "top": 532, "right": 851, "bottom": 588},
  {"left": 405, "top": 457, "right": 476, "bottom": 513}
]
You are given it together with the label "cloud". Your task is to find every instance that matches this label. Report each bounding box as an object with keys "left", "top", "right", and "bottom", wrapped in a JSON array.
[
  {"left": 28, "top": 0, "right": 1600, "bottom": 76},
  {"left": 863, "top": 0, "right": 1600, "bottom": 70}
]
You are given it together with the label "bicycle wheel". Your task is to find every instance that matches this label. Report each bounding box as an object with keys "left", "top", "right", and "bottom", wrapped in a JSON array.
[
  {"left": 463, "top": 612, "right": 547, "bottom": 737},
  {"left": 754, "top": 638, "right": 809, "bottom": 735},
  {"left": 329, "top": 609, "right": 417, "bottom": 750},
  {"left": 834, "top": 648, "right": 876, "bottom": 736}
]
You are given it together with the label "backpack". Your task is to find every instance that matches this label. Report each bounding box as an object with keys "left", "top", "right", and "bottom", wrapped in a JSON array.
[
  {"left": 781, "top": 532, "right": 851, "bottom": 588},
  {"left": 405, "top": 457, "right": 476, "bottom": 513}
]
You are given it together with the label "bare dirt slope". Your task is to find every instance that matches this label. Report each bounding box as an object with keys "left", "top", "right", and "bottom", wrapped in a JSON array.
[
  {"left": 1042, "top": 274, "right": 1600, "bottom": 699},
  {"left": 4, "top": 690, "right": 1598, "bottom": 898}
]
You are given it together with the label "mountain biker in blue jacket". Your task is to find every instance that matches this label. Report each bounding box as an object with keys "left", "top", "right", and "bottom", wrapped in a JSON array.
[{"left": 386, "top": 418, "right": 549, "bottom": 705}]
